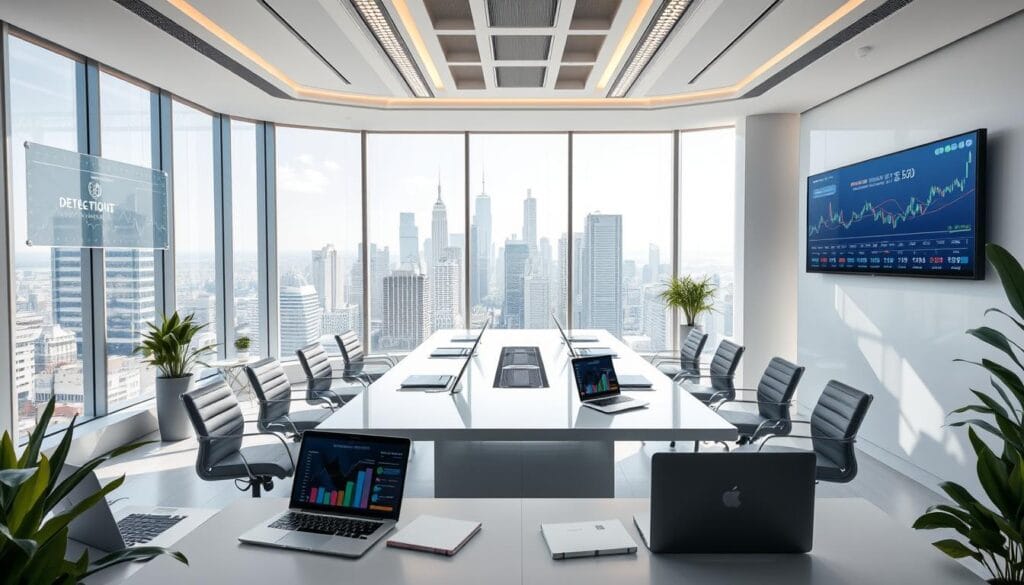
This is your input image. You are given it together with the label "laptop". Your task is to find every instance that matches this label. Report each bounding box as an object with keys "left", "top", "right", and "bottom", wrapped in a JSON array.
[
  {"left": 617, "top": 374, "right": 653, "bottom": 389},
  {"left": 403, "top": 324, "right": 483, "bottom": 391},
  {"left": 55, "top": 464, "right": 216, "bottom": 553},
  {"left": 450, "top": 317, "right": 492, "bottom": 343},
  {"left": 432, "top": 319, "right": 490, "bottom": 358},
  {"left": 571, "top": 354, "right": 648, "bottom": 413},
  {"left": 551, "top": 314, "right": 599, "bottom": 343},
  {"left": 541, "top": 519, "right": 637, "bottom": 559},
  {"left": 634, "top": 452, "right": 816, "bottom": 553},
  {"left": 239, "top": 431, "right": 412, "bottom": 558}
]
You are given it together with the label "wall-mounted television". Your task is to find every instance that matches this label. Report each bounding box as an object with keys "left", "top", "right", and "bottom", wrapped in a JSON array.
[{"left": 806, "top": 129, "right": 986, "bottom": 279}]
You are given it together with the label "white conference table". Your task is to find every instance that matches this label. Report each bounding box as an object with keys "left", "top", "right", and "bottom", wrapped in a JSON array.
[
  {"left": 318, "top": 329, "right": 736, "bottom": 497},
  {"left": 114, "top": 497, "right": 985, "bottom": 585}
]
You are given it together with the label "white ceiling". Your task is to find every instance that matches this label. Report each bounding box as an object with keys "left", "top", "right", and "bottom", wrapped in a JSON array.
[{"left": 0, "top": 0, "right": 1021, "bottom": 130}]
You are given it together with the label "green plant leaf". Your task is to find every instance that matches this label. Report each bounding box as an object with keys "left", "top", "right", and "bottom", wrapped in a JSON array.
[
  {"left": 17, "top": 398, "right": 56, "bottom": 468},
  {"left": 987, "top": 243, "right": 1024, "bottom": 323},
  {"left": 82, "top": 546, "right": 188, "bottom": 578},
  {"left": 0, "top": 521, "right": 39, "bottom": 557},
  {"left": 914, "top": 510, "right": 970, "bottom": 536},
  {"left": 8, "top": 457, "right": 49, "bottom": 535},
  {"left": 932, "top": 538, "right": 981, "bottom": 560},
  {"left": 968, "top": 326, "right": 1024, "bottom": 371}
]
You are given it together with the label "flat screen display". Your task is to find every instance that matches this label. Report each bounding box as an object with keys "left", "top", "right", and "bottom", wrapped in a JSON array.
[
  {"left": 290, "top": 432, "right": 410, "bottom": 520},
  {"left": 806, "top": 129, "right": 985, "bottom": 279},
  {"left": 572, "top": 355, "right": 621, "bottom": 399}
]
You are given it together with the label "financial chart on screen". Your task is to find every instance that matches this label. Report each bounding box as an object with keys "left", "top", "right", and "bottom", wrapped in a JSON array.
[{"left": 806, "top": 130, "right": 984, "bottom": 278}]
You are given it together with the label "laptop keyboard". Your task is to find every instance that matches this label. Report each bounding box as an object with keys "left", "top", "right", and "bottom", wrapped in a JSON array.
[
  {"left": 270, "top": 512, "right": 382, "bottom": 539},
  {"left": 117, "top": 513, "right": 185, "bottom": 546},
  {"left": 590, "top": 395, "right": 632, "bottom": 406}
]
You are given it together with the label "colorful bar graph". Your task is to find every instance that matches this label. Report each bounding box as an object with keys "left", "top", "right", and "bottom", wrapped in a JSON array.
[
  {"left": 353, "top": 470, "right": 365, "bottom": 508},
  {"left": 359, "top": 468, "right": 373, "bottom": 508},
  {"left": 342, "top": 481, "right": 354, "bottom": 507},
  {"left": 317, "top": 487, "right": 326, "bottom": 505},
  {"left": 330, "top": 491, "right": 338, "bottom": 506},
  {"left": 309, "top": 487, "right": 318, "bottom": 503}
]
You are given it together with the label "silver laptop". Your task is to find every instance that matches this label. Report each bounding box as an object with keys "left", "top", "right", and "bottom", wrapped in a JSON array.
[
  {"left": 55, "top": 464, "right": 216, "bottom": 553},
  {"left": 571, "top": 354, "right": 648, "bottom": 413},
  {"left": 433, "top": 318, "right": 490, "bottom": 358},
  {"left": 403, "top": 324, "right": 484, "bottom": 392},
  {"left": 239, "top": 431, "right": 412, "bottom": 558},
  {"left": 634, "top": 452, "right": 816, "bottom": 553},
  {"left": 551, "top": 313, "right": 599, "bottom": 343},
  {"left": 541, "top": 519, "right": 637, "bottom": 559}
]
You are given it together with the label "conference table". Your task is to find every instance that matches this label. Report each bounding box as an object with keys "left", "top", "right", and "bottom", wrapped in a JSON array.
[
  {"left": 317, "top": 329, "right": 737, "bottom": 497},
  {"left": 115, "top": 497, "right": 986, "bottom": 585}
]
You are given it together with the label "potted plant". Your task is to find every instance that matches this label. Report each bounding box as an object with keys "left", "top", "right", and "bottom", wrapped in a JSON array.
[
  {"left": 234, "top": 336, "right": 251, "bottom": 360},
  {"left": 659, "top": 274, "right": 717, "bottom": 341},
  {"left": 1, "top": 398, "right": 187, "bottom": 584},
  {"left": 134, "top": 311, "right": 216, "bottom": 441},
  {"left": 913, "top": 243, "right": 1024, "bottom": 584}
]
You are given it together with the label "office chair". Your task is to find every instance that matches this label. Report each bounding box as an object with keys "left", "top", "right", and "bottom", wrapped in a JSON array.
[
  {"left": 651, "top": 329, "right": 708, "bottom": 379},
  {"left": 244, "top": 356, "right": 335, "bottom": 439},
  {"left": 295, "top": 343, "right": 365, "bottom": 407},
  {"left": 735, "top": 380, "right": 874, "bottom": 483},
  {"left": 675, "top": 339, "right": 745, "bottom": 403},
  {"left": 712, "top": 357, "right": 805, "bottom": 444},
  {"left": 181, "top": 376, "right": 298, "bottom": 497},
  {"left": 334, "top": 330, "right": 397, "bottom": 383}
]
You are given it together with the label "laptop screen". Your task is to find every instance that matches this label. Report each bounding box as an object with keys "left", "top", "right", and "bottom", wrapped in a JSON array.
[
  {"left": 571, "top": 355, "right": 621, "bottom": 400},
  {"left": 290, "top": 431, "right": 411, "bottom": 521}
]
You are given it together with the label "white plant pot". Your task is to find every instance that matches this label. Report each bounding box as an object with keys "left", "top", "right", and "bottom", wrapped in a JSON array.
[
  {"left": 155, "top": 374, "right": 194, "bottom": 441},
  {"left": 236, "top": 351, "right": 250, "bottom": 361}
]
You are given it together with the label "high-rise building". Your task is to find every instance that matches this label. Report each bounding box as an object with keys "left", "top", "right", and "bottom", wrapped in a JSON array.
[
  {"left": 502, "top": 240, "right": 530, "bottom": 328},
  {"left": 311, "top": 244, "right": 343, "bottom": 312},
  {"left": 583, "top": 214, "right": 623, "bottom": 337},
  {"left": 523, "top": 273, "right": 550, "bottom": 328},
  {"left": 522, "top": 189, "right": 537, "bottom": 254},
  {"left": 34, "top": 324, "right": 76, "bottom": 374},
  {"left": 382, "top": 269, "right": 427, "bottom": 350},
  {"left": 643, "top": 243, "right": 662, "bottom": 284},
  {"left": 557, "top": 234, "right": 568, "bottom": 321},
  {"left": 433, "top": 258, "right": 461, "bottom": 330},
  {"left": 322, "top": 304, "right": 359, "bottom": 337},
  {"left": 470, "top": 225, "right": 487, "bottom": 307},
  {"left": 279, "top": 273, "right": 322, "bottom": 356},
  {"left": 51, "top": 249, "right": 84, "bottom": 350},
  {"left": 14, "top": 312, "right": 43, "bottom": 401},
  {"left": 178, "top": 293, "right": 217, "bottom": 348},
  {"left": 431, "top": 185, "right": 448, "bottom": 274},
  {"left": 642, "top": 284, "right": 670, "bottom": 351},
  {"left": 399, "top": 212, "right": 419, "bottom": 267},
  {"left": 350, "top": 243, "right": 389, "bottom": 336},
  {"left": 449, "top": 233, "right": 464, "bottom": 251},
  {"left": 571, "top": 232, "right": 585, "bottom": 328},
  {"left": 472, "top": 182, "right": 492, "bottom": 306}
]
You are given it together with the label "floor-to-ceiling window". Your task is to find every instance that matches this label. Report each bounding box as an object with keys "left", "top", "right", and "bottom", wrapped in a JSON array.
[
  {"left": 469, "top": 134, "right": 568, "bottom": 330},
  {"left": 99, "top": 71, "right": 158, "bottom": 408},
  {"left": 571, "top": 133, "right": 674, "bottom": 350},
  {"left": 366, "top": 134, "right": 465, "bottom": 350},
  {"left": 229, "top": 120, "right": 263, "bottom": 356},
  {"left": 171, "top": 101, "right": 217, "bottom": 349},
  {"left": 275, "top": 127, "right": 361, "bottom": 357},
  {"left": 9, "top": 36, "right": 85, "bottom": 441},
  {"left": 679, "top": 127, "right": 736, "bottom": 352}
]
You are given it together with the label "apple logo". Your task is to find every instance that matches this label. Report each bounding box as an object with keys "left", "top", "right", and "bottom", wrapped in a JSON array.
[{"left": 722, "top": 486, "right": 742, "bottom": 508}]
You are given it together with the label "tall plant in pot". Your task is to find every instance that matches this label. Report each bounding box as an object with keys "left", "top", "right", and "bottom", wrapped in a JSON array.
[
  {"left": 134, "top": 311, "right": 216, "bottom": 441},
  {"left": 659, "top": 275, "right": 717, "bottom": 340},
  {"left": 913, "top": 244, "right": 1024, "bottom": 584}
]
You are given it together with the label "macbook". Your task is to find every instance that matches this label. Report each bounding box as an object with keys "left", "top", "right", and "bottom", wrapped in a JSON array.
[
  {"left": 239, "top": 431, "right": 411, "bottom": 558},
  {"left": 634, "top": 452, "right": 816, "bottom": 553},
  {"left": 571, "top": 354, "right": 647, "bottom": 413}
]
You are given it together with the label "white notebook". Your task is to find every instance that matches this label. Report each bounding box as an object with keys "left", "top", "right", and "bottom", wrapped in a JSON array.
[
  {"left": 387, "top": 515, "right": 482, "bottom": 556},
  {"left": 541, "top": 519, "right": 638, "bottom": 560}
]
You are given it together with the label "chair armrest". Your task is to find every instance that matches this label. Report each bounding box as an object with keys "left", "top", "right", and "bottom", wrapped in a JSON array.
[
  {"left": 363, "top": 355, "right": 399, "bottom": 366},
  {"left": 756, "top": 434, "right": 855, "bottom": 452},
  {"left": 197, "top": 432, "right": 295, "bottom": 469},
  {"left": 262, "top": 397, "right": 336, "bottom": 411},
  {"left": 673, "top": 371, "right": 731, "bottom": 382},
  {"left": 713, "top": 398, "right": 791, "bottom": 412}
]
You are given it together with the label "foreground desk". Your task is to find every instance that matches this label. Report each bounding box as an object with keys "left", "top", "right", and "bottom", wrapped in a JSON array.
[
  {"left": 119, "top": 497, "right": 984, "bottom": 585},
  {"left": 317, "top": 329, "right": 737, "bottom": 497}
]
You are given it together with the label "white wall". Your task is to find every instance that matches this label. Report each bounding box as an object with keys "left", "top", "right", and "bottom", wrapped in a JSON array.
[
  {"left": 736, "top": 114, "right": 800, "bottom": 387},
  {"left": 798, "top": 13, "right": 1024, "bottom": 492}
]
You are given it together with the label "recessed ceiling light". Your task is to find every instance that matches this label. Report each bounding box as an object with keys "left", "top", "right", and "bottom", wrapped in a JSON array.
[
  {"left": 608, "top": 0, "right": 694, "bottom": 98},
  {"left": 350, "top": 0, "right": 433, "bottom": 97}
]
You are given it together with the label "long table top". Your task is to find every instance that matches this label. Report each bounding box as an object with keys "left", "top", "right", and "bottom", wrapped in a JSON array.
[
  {"left": 317, "top": 329, "right": 737, "bottom": 441},
  {"left": 117, "top": 497, "right": 984, "bottom": 585}
]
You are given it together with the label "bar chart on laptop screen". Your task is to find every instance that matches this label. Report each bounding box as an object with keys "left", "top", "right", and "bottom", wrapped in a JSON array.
[
  {"left": 806, "top": 131, "right": 982, "bottom": 277},
  {"left": 295, "top": 439, "right": 406, "bottom": 513}
]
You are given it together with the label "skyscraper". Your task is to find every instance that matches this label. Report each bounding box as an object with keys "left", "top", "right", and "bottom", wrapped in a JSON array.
[
  {"left": 583, "top": 214, "right": 623, "bottom": 337},
  {"left": 14, "top": 312, "right": 42, "bottom": 401},
  {"left": 643, "top": 243, "right": 662, "bottom": 284},
  {"left": 51, "top": 249, "right": 84, "bottom": 350},
  {"left": 557, "top": 234, "right": 568, "bottom": 321},
  {"left": 522, "top": 189, "right": 537, "bottom": 254},
  {"left": 523, "top": 272, "right": 550, "bottom": 328},
  {"left": 431, "top": 184, "right": 448, "bottom": 273},
  {"left": 382, "top": 269, "right": 427, "bottom": 350},
  {"left": 433, "top": 258, "right": 460, "bottom": 330},
  {"left": 502, "top": 240, "right": 530, "bottom": 329},
  {"left": 311, "top": 244, "right": 343, "bottom": 312},
  {"left": 642, "top": 284, "right": 670, "bottom": 350},
  {"left": 399, "top": 212, "right": 419, "bottom": 268},
  {"left": 279, "top": 273, "right": 322, "bottom": 356},
  {"left": 472, "top": 181, "right": 492, "bottom": 306}
]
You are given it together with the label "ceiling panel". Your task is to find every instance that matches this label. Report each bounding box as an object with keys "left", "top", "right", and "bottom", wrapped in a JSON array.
[
  {"left": 492, "top": 35, "right": 552, "bottom": 61},
  {"left": 487, "top": 0, "right": 558, "bottom": 28},
  {"left": 495, "top": 65, "right": 547, "bottom": 87}
]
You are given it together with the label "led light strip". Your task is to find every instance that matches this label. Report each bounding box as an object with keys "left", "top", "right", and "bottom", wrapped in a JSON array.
[
  {"left": 609, "top": 0, "right": 693, "bottom": 98},
  {"left": 350, "top": 0, "right": 433, "bottom": 97}
]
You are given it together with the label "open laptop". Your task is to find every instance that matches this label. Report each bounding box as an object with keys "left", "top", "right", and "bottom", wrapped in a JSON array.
[
  {"left": 553, "top": 315, "right": 617, "bottom": 358},
  {"left": 55, "top": 464, "right": 216, "bottom": 553},
  {"left": 402, "top": 324, "right": 483, "bottom": 391},
  {"left": 634, "top": 452, "right": 816, "bottom": 553},
  {"left": 239, "top": 431, "right": 411, "bottom": 558},
  {"left": 572, "top": 354, "right": 647, "bottom": 413},
  {"left": 432, "top": 318, "right": 490, "bottom": 358}
]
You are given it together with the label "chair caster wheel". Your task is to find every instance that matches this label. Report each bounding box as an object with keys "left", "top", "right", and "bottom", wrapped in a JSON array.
[{"left": 262, "top": 478, "right": 274, "bottom": 493}]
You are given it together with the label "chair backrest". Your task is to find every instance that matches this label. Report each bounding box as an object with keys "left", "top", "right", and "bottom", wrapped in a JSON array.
[
  {"left": 335, "top": 331, "right": 366, "bottom": 373},
  {"left": 810, "top": 380, "right": 874, "bottom": 481},
  {"left": 181, "top": 376, "right": 244, "bottom": 476},
  {"left": 679, "top": 329, "right": 708, "bottom": 370},
  {"left": 709, "top": 339, "right": 744, "bottom": 378},
  {"left": 295, "top": 343, "right": 334, "bottom": 394},
  {"left": 755, "top": 357, "right": 805, "bottom": 421},
  {"left": 244, "top": 357, "right": 293, "bottom": 424}
]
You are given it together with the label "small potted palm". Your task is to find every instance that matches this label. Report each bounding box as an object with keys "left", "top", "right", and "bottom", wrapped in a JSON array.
[
  {"left": 134, "top": 311, "right": 216, "bottom": 441},
  {"left": 234, "top": 336, "right": 251, "bottom": 360},
  {"left": 658, "top": 274, "right": 717, "bottom": 341}
]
